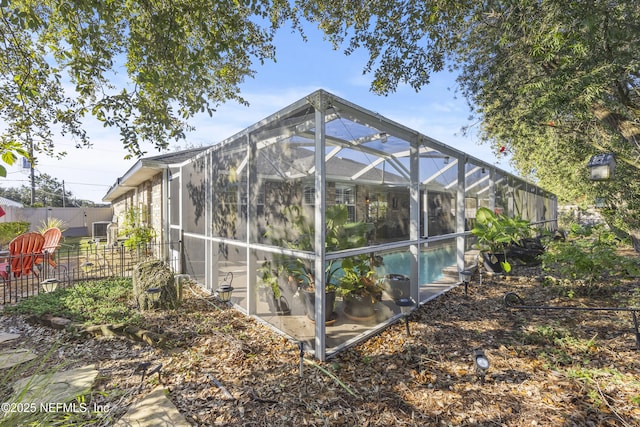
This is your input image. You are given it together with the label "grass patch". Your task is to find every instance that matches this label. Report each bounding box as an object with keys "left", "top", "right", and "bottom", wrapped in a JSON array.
[{"left": 5, "top": 278, "right": 140, "bottom": 326}]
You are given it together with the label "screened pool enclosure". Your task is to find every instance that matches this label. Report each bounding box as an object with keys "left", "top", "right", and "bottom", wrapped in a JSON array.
[{"left": 168, "top": 90, "right": 557, "bottom": 360}]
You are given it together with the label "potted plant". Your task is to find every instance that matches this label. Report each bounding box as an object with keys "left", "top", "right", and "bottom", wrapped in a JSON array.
[
  {"left": 257, "top": 260, "right": 291, "bottom": 315},
  {"left": 262, "top": 204, "right": 378, "bottom": 323},
  {"left": 337, "top": 252, "right": 383, "bottom": 320},
  {"left": 471, "top": 207, "right": 533, "bottom": 273}
]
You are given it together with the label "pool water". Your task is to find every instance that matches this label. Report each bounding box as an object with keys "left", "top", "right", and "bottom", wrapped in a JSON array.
[{"left": 375, "top": 245, "right": 457, "bottom": 285}]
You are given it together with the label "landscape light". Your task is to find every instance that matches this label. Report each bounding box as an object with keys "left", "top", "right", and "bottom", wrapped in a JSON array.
[
  {"left": 395, "top": 297, "right": 416, "bottom": 336},
  {"left": 41, "top": 278, "right": 60, "bottom": 293},
  {"left": 459, "top": 269, "right": 473, "bottom": 296},
  {"left": 216, "top": 272, "right": 234, "bottom": 306},
  {"left": 216, "top": 284, "right": 234, "bottom": 303},
  {"left": 473, "top": 348, "right": 490, "bottom": 381}
]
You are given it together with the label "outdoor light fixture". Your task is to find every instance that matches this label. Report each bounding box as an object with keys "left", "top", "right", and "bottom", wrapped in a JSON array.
[
  {"left": 216, "top": 272, "right": 235, "bottom": 306},
  {"left": 395, "top": 297, "right": 416, "bottom": 336},
  {"left": 444, "top": 156, "right": 450, "bottom": 164},
  {"left": 459, "top": 269, "right": 473, "bottom": 296},
  {"left": 145, "top": 287, "right": 162, "bottom": 308},
  {"left": 473, "top": 348, "right": 490, "bottom": 381},
  {"left": 216, "top": 284, "right": 234, "bottom": 304},
  {"left": 481, "top": 167, "right": 486, "bottom": 174},
  {"left": 587, "top": 153, "right": 616, "bottom": 181},
  {"left": 41, "top": 278, "right": 60, "bottom": 293},
  {"left": 380, "top": 132, "right": 388, "bottom": 143}
]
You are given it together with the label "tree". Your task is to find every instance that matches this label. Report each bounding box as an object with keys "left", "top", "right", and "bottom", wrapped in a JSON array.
[
  {"left": 299, "top": 0, "right": 640, "bottom": 249},
  {"left": 0, "top": 0, "right": 296, "bottom": 167},
  {"left": 0, "top": 173, "right": 76, "bottom": 206}
]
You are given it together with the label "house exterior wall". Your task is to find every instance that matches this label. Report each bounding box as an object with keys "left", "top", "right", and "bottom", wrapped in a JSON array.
[{"left": 110, "top": 173, "right": 163, "bottom": 245}]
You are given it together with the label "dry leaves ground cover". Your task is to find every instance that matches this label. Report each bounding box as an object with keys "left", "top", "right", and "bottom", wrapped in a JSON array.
[{"left": 2, "top": 258, "right": 640, "bottom": 426}]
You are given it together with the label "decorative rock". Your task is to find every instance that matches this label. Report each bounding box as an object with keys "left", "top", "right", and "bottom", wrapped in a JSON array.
[
  {"left": 40, "top": 314, "right": 72, "bottom": 329},
  {"left": 50, "top": 317, "right": 72, "bottom": 329},
  {"left": 132, "top": 260, "right": 178, "bottom": 310}
]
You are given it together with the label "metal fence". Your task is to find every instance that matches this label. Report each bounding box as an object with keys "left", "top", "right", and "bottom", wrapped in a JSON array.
[{"left": 1, "top": 241, "right": 180, "bottom": 305}]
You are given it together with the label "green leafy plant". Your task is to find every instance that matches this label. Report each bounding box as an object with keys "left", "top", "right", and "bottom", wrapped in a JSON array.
[
  {"left": 0, "top": 221, "right": 30, "bottom": 247},
  {"left": 262, "top": 204, "right": 377, "bottom": 295},
  {"left": 119, "top": 207, "right": 156, "bottom": 250},
  {"left": 5, "top": 278, "right": 140, "bottom": 326},
  {"left": 36, "top": 217, "right": 67, "bottom": 234},
  {"left": 541, "top": 224, "right": 640, "bottom": 286},
  {"left": 471, "top": 207, "right": 533, "bottom": 273}
]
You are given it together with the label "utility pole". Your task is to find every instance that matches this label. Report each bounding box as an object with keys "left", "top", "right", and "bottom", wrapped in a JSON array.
[
  {"left": 28, "top": 134, "right": 35, "bottom": 205},
  {"left": 62, "top": 180, "right": 66, "bottom": 207}
]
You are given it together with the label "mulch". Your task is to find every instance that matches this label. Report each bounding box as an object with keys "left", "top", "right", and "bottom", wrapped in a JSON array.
[{"left": 2, "top": 260, "right": 640, "bottom": 426}]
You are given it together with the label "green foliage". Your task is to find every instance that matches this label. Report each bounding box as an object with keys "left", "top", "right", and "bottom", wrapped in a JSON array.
[
  {"left": 0, "top": 0, "right": 297, "bottom": 164},
  {"left": 0, "top": 173, "right": 79, "bottom": 207},
  {"left": 261, "top": 204, "right": 375, "bottom": 296},
  {"left": 471, "top": 207, "right": 533, "bottom": 273},
  {"left": 0, "top": 221, "right": 29, "bottom": 247},
  {"left": 119, "top": 207, "right": 156, "bottom": 250},
  {"left": 5, "top": 278, "right": 140, "bottom": 325},
  {"left": 36, "top": 217, "right": 67, "bottom": 234},
  {"left": 541, "top": 224, "right": 640, "bottom": 285},
  {"left": 302, "top": 1, "right": 640, "bottom": 245}
]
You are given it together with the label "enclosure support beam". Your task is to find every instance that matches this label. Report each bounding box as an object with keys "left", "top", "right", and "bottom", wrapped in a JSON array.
[
  {"left": 410, "top": 136, "right": 420, "bottom": 300},
  {"left": 313, "top": 93, "right": 327, "bottom": 361},
  {"left": 247, "top": 133, "right": 258, "bottom": 315},
  {"left": 488, "top": 168, "right": 496, "bottom": 211},
  {"left": 456, "top": 156, "right": 466, "bottom": 273}
]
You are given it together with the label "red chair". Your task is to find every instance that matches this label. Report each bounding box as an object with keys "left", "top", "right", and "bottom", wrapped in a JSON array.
[
  {"left": 7, "top": 232, "right": 45, "bottom": 279},
  {"left": 35, "top": 227, "right": 62, "bottom": 268}
]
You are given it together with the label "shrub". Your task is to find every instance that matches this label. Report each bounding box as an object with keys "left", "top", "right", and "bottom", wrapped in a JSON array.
[
  {"left": 5, "top": 278, "right": 140, "bottom": 325},
  {"left": 541, "top": 224, "right": 640, "bottom": 286},
  {"left": 0, "top": 221, "right": 30, "bottom": 247}
]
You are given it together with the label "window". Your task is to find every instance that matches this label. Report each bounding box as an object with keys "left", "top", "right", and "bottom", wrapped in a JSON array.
[
  {"left": 335, "top": 185, "right": 356, "bottom": 222},
  {"left": 304, "top": 186, "right": 315, "bottom": 206}
]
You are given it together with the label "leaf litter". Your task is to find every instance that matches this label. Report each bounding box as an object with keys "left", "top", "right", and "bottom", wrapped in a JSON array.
[{"left": 1, "top": 256, "right": 640, "bottom": 426}]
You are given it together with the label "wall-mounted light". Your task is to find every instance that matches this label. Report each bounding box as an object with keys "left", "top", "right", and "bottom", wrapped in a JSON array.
[
  {"left": 587, "top": 153, "right": 616, "bottom": 180},
  {"left": 380, "top": 132, "right": 388, "bottom": 143},
  {"left": 481, "top": 167, "right": 486, "bottom": 174},
  {"left": 444, "top": 156, "right": 450, "bottom": 164}
]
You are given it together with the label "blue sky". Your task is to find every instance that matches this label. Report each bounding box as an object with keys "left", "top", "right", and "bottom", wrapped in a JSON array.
[{"left": 4, "top": 23, "right": 512, "bottom": 203}]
